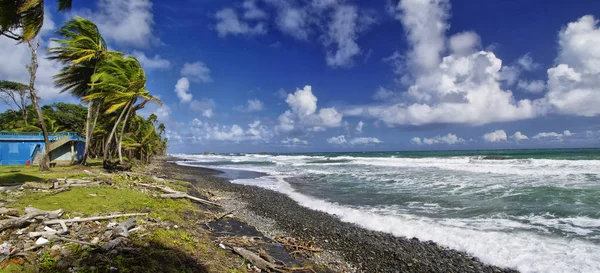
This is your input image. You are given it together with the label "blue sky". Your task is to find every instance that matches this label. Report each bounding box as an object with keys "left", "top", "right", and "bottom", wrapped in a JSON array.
[{"left": 1, "top": 0, "right": 600, "bottom": 153}]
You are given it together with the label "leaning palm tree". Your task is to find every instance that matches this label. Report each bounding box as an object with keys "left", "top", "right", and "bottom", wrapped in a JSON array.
[
  {"left": 0, "top": 0, "right": 74, "bottom": 171},
  {"left": 48, "top": 17, "right": 123, "bottom": 165},
  {"left": 86, "top": 56, "right": 161, "bottom": 166}
]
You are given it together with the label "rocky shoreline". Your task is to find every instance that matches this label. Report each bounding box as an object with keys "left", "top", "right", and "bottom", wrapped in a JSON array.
[{"left": 158, "top": 160, "right": 519, "bottom": 273}]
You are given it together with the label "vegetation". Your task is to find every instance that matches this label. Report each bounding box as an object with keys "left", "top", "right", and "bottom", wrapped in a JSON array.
[
  {"left": 1, "top": 0, "right": 76, "bottom": 170},
  {"left": 0, "top": 13, "right": 167, "bottom": 169}
]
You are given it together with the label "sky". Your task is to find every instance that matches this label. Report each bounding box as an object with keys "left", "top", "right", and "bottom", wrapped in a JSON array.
[{"left": 1, "top": 0, "right": 600, "bottom": 153}]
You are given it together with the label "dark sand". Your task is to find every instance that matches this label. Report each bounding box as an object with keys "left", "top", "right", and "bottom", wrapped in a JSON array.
[{"left": 158, "top": 160, "right": 519, "bottom": 273}]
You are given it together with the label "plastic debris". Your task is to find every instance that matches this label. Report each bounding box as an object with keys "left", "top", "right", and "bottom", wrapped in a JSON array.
[
  {"left": 0, "top": 242, "right": 12, "bottom": 255},
  {"left": 35, "top": 237, "right": 49, "bottom": 245}
]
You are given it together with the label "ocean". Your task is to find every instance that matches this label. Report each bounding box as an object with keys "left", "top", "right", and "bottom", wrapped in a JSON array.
[{"left": 174, "top": 149, "right": 600, "bottom": 273}]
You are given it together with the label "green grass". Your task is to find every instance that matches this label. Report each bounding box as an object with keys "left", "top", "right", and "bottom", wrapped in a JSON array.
[
  {"left": 12, "top": 186, "right": 202, "bottom": 225},
  {"left": 0, "top": 165, "right": 89, "bottom": 186}
]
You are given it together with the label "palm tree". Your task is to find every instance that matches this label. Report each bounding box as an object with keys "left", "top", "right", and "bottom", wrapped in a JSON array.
[
  {"left": 48, "top": 17, "right": 122, "bottom": 165},
  {"left": 0, "top": 0, "right": 74, "bottom": 171},
  {"left": 86, "top": 56, "right": 161, "bottom": 166}
]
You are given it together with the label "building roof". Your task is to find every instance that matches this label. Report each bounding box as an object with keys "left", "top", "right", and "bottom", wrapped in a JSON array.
[{"left": 0, "top": 132, "right": 85, "bottom": 142}]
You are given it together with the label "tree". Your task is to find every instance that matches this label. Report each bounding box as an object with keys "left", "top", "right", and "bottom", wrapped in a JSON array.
[
  {"left": 49, "top": 17, "right": 122, "bottom": 165},
  {"left": 0, "top": 0, "right": 74, "bottom": 171},
  {"left": 86, "top": 56, "right": 161, "bottom": 166},
  {"left": 0, "top": 80, "right": 29, "bottom": 124}
]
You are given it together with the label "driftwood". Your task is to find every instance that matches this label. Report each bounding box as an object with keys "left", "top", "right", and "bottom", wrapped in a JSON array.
[
  {"left": 56, "top": 236, "right": 97, "bottom": 246},
  {"left": 114, "top": 218, "right": 137, "bottom": 238},
  {"left": 0, "top": 208, "right": 64, "bottom": 231},
  {"left": 0, "top": 208, "right": 19, "bottom": 216},
  {"left": 44, "top": 213, "right": 147, "bottom": 225},
  {"left": 232, "top": 247, "right": 316, "bottom": 273},
  {"left": 136, "top": 182, "right": 221, "bottom": 207},
  {"left": 101, "top": 237, "right": 127, "bottom": 252}
]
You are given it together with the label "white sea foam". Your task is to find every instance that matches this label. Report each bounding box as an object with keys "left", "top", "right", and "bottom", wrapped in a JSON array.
[
  {"left": 229, "top": 175, "right": 600, "bottom": 273},
  {"left": 173, "top": 153, "right": 600, "bottom": 272}
]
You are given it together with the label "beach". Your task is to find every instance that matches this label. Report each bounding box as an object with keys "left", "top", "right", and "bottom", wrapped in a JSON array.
[{"left": 158, "top": 159, "right": 518, "bottom": 273}]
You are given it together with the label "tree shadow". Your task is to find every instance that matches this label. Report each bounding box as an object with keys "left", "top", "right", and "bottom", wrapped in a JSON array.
[
  {"left": 36, "top": 239, "right": 211, "bottom": 273},
  {"left": 0, "top": 173, "right": 42, "bottom": 186}
]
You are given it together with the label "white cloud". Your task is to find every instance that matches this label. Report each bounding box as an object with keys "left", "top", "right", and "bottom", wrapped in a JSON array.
[
  {"left": 82, "top": 0, "right": 156, "bottom": 48},
  {"left": 563, "top": 130, "right": 573, "bottom": 137},
  {"left": 243, "top": 0, "right": 268, "bottom": 20},
  {"left": 349, "top": 137, "right": 382, "bottom": 145},
  {"left": 327, "top": 135, "right": 347, "bottom": 145},
  {"left": 276, "top": 85, "right": 343, "bottom": 134},
  {"left": 373, "top": 86, "right": 396, "bottom": 101},
  {"left": 327, "top": 135, "right": 382, "bottom": 145},
  {"left": 483, "top": 130, "right": 508, "bottom": 143},
  {"left": 0, "top": 11, "right": 66, "bottom": 101},
  {"left": 420, "top": 133, "right": 465, "bottom": 145},
  {"left": 215, "top": 8, "right": 267, "bottom": 37},
  {"left": 532, "top": 131, "right": 564, "bottom": 140},
  {"left": 517, "top": 80, "right": 545, "bottom": 93},
  {"left": 510, "top": 131, "right": 529, "bottom": 141},
  {"left": 393, "top": 0, "right": 449, "bottom": 73},
  {"left": 355, "top": 121, "right": 364, "bottom": 133},
  {"left": 544, "top": 15, "right": 600, "bottom": 117},
  {"left": 236, "top": 99, "right": 264, "bottom": 112},
  {"left": 190, "top": 98, "right": 216, "bottom": 118},
  {"left": 132, "top": 50, "right": 171, "bottom": 70},
  {"left": 181, "top": 62, "right": 212, "bottom": 83},
  {"left": 517, "top": 53, "right": 540, "bottom": 71},
  {"left": 324, "top": 5, "right": 360, "bottom": 68},
  {"left": 449, "top": 31, "right": 481, "bottom": 56},
  {"left": 273, "top": 4, "right": 310, "bottom": 40},
  {"left": 347, "top": 0, "right": 542, "bottom": 126},
  {"left": 188, "top": 119, "right": 271, "bottom": 143},
  {"left": 411, "top": 137, "right": 422, "bottom": 145},
  {"left": 138, "top": 103, "right": 171, "bottom": 122},
  {"left": 282, "top": 137, "right": 308, "bottom": 145},
  {"left": 174, "top": 77, "right": 192, "bottom": 103}
]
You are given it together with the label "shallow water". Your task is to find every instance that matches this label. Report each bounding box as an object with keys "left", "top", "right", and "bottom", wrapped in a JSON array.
[{"left": 175, "top": 149, "right": 600, "bottom": 273}]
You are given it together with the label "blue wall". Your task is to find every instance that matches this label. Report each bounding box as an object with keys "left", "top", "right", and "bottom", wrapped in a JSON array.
[
  {"left": 0, "top": 132, "right": 86, "bottom": 166},
  {"left": 0, "top": 141, "right": 40, "bottom": 165}
]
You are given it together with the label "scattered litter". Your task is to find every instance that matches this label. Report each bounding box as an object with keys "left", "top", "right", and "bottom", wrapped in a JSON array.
[
  {"left": 0, "top": 242, "right": 12, "bottom": 255},
  {"left": 219, "top": 243, "right": 226, "bottom": 249},
  {"left": 35, "top": 237, "right": 49, "bottom": 245}
]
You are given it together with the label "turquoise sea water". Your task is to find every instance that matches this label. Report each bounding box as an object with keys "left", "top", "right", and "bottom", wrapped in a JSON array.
[{"left": 176, "top": 148, "right": 600, "bottom": 273}]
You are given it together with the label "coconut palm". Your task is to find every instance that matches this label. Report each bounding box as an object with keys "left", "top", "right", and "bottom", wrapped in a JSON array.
[
  {"left": 86, "top": 56, "right": 162, "bottom": 166},
  {"left": 48, "top": 17, "right": 122, "bottom": 165},
  {"left": 0, "top": 0, "right": 74, "bottom": 171}
]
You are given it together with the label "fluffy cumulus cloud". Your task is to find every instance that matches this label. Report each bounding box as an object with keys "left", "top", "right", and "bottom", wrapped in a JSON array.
[
  {"left": 174, "top": 78, "right": 192, "bottom": 103},
  {"left": 327, "top": 135, "right": 382, "bottom": 145},
  {"left": 236, "top": 99, "right": 264, "bottom": 112},
  {"left": 324, "top": 5, "right": 363, "bottom": 68},
  {"left": 483, "top": 130, "right": 508, "bottom": 143},
  {"left": 0, "top": 11, "right": 65, "bottom": 101},
  {"left": 132, "top": 50, "right": 171, "bottom": 70},
  {"left": 347, "top": 0, "right": 539, "bottom": 126},
  {"left": 511, "top": 131, "right": 529, "bottom": 141},
  {"left": 276, "top": 85, "right": 343, "bottom": 134},
  {"left": 82, "top": 0, "right": 156, "bottom": 48},
  {"left": 186, "top": 119, "right": 272, "bottom": 143},
  {"left": 190, "top": 98, "right": 216, "bottom": 118},
  {"left": 544, "top": 15, "right": 600, "bottom": 117},
  {"left": 181, "top": 62, "right": 212, "bottom": 83},
  {"left": 412, "top": 133, "right": 465, "bottom": 145}
]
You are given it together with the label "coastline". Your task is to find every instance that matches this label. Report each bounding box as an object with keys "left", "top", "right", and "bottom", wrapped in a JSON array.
[{"left": 158, "top": 159, "right": 519, "bottom": 273}]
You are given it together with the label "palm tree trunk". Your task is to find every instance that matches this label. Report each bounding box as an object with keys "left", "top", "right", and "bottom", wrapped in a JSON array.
[
  {"left": 27, "top": 40, "right": 51, "bottom": 171},
  {"left": 81, "top": 99, "right": 93, "bottom": 165},
  {"left": 103, "top": 100, "right": 131, "bottom": 163},
  {"left": 117, "top": 101, "right": 134, "bottom": 164}
]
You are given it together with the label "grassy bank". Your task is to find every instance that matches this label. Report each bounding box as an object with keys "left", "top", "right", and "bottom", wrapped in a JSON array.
[{"left": 0, "top": 164, "right": 247, "bottom": 273}]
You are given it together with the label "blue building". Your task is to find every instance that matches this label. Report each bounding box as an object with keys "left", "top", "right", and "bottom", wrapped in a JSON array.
[{"left": 0, "top": 132, "right": 85, "bottom": 166}]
